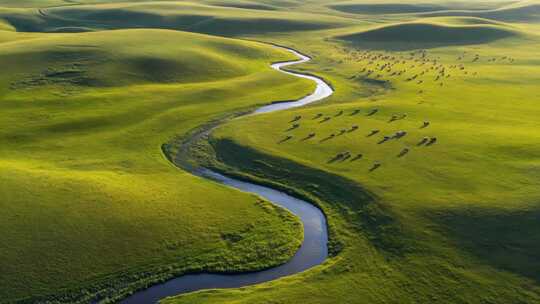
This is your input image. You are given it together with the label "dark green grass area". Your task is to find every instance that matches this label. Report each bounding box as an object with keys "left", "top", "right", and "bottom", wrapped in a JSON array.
[
  {"left": 330, "top": 3, "right": 449, "bottom": 15},
  {"left": 337, "top": 22, "right": 518, "bottom": 50},
  {"left": 423, "top": 3, "right": 540, "bottom": 22},
  {"left": 327, "top": 1, "right": 512, "bottom": 15},
  {"left": 328, "top": 1, "right": 540, "bottom": 22},
  {"left": 427, "top": 207, "right": 540, "bottom": 284}
]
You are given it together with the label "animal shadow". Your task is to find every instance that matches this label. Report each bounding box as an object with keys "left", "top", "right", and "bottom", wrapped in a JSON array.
[{"left": 278, "top": 136, "right": 292, "bottom": 144}]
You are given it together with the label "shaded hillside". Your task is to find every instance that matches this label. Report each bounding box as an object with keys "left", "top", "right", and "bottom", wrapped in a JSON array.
[
  {"left": 337, "top": 22, "right": 517, "bottom": 50},
  {"left": 0, "top": 2, "right": 350, "bottom": 35}
]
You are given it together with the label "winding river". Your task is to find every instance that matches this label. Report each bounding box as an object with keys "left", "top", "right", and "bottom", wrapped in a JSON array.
[{"left": 120, "top": 46, "right": 334, "bottom": 304}]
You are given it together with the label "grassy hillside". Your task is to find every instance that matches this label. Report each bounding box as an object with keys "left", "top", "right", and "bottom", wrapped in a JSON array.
[
  {"left": 0, "top": 29, "right": 275, "bottom": 87},
  {"left": 336, "top": 20, "right": 518, "bottom": 49},
  {"left": 0, "top": 1, "right": 351, "bottom": 35},
  {"left": 0, "top": 0, "right": 67, "bottom": 7},
  {"left": 0, "top": 28, "right": 314, "bottom": 303},
  {"left": 423, "top": 1, "right": 540, "bottom": 22},
  {"left": 329, "top": 2, "right": 450, "bottom": 15},
  {"left": 162, "top": 4, "right": 540, "bottom": 304},
  {"left": 1, "top": 0, "right": 540, "bottom": 304},
  {"left": 328, "top": 0, "right": 513, "bottom": 14},
  {"left": 326, "top": 0, "right": 540, "bottom": 22}
]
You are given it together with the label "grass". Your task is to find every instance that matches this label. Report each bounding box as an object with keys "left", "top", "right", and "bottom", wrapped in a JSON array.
[
  {"left": 0, "top": 1, "right": 351, "bottom": 34},
  {"left": 164, "top": 3, "right": 540, "bottom": 303},
  {"left": 0, "top": 28, "right": 314, "bottom": 303},
  {"left": 327, "top": 0, "right": 512, "bottom": 15},
  {"left": 336, "top": 20, "right": 518, "bottom": 50},
  {"left": 1, "top": 0, "right": 540, "bottom": 303},
  {"left": 422, "top": 0, "right": 540, "bottom": 22}
]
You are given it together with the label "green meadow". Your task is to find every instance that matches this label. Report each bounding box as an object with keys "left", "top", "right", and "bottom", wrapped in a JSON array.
[
  {"left": 0, "top": 26, "right": 313, "bottom": 303},
  {"left": 1, "top": 0, "right": 540, "bottom": 303}
]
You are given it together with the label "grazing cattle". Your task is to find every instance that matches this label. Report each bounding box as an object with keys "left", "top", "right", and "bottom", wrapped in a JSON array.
[
  {"left": 351, "top": 153, "right": 363, "bottom": 161},
  {"left": 302, "top": 133, "right": 316, "bottom": 141},
  {"left": 278, "top": 135, "right": 293, "bottom": 144},
  {"left": 394, "top": 130, "right": 407, "bottom": 139},
  {"left": 398, "top": 148, "right": 410, "bottom": 157},
  {"left": 290, "top": 115, "right": 302, "bottom": 122},
  {"left": 418, "top": 137, "right": 429, "bottom": 146},
  {"left": 378, "top": 136, "right": 391, "bottom": 144},
  {"left": 368, "top": 129, "right": 380, "bottom": 137},
  {"left": 286, "top": 123, "right": 300, "bottom": 131},
  {"left": 367, "top": 109, "right": 378, "bottom": 116},
  {"left": 369, "top": 162, "right": 381, "bottom": 172}
]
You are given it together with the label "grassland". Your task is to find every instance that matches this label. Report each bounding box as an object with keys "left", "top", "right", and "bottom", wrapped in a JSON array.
[
  {"left": 0, "top": 1, "right": 350, "bottom": 34},
  {"left": 1, "top": 0, "right": 540, "bottom": 303},
  {"left": 167, "top": 1, "right": 540, "bottom": 303},
  {"left": 0, "top": 27, "right": 315, "bottom": 303}
]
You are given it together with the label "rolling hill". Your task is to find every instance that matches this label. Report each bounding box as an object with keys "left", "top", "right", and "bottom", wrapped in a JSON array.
[
  {"left": 1, "top": 0, "right": 540, "bottom": 304},
  {"left": 423, "top": 1, "right": 540, "bottom": 22},
  {"left": 336, "top": 20, "right": 518, "bottom": 49},
  {"left": 0, "top": 1, "right": 351, "bottom": 35},
  {"left": 0, "top": 28, "right": 314, "bottom": 303}
]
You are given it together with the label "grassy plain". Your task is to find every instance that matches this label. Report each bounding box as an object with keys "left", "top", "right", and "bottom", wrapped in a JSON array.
[{"left": 1, "top": 0, "right": 539, "bottom": 303}]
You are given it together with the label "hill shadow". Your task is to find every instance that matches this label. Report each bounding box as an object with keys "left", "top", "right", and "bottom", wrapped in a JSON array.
[
  {"left": 336, "top": 22, "right": 517, "bottom": 51},
  {"left": 425, "top": 207, "right": 540, "bottom": 283}
]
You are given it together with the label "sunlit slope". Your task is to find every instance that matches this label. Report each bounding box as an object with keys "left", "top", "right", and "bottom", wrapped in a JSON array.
[
  {"left": 0, "top": 29, "right": 275, "bottom": 87},
  {"left": 0, "top": 18, "right": 13, "bottom": 30},
  {"left": 426, "top": 16, "right": 508, "bottom": 25},
  {"left": 0, "top": 29, "right": 314, "bottom": 303},
  {"left": 0, "top": 1, "right": 351, "bottom": 35}
]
